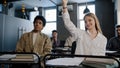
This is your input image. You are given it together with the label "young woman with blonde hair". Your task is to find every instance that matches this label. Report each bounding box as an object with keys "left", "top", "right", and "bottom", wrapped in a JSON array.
[{"left": 62, "top": 0, "right": 107, "bottom": 56}]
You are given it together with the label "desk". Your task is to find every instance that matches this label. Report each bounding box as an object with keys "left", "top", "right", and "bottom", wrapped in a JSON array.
[
  {"left": 52, "top": 47, "right": 71, "bottom": 54},
  {"left": 0, "top": 52, "right": 40, "bottom": 68},
  {"left": 44, "top": 54, "right": 120, "bottom": 68},
  {"left": 106, "top": 51, "right": 120, "bottom": 57}
]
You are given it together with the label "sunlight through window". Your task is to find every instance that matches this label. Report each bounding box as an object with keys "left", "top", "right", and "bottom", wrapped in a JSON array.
[{"left": 42, "top": 8, "right": 57, "bottom": 37}]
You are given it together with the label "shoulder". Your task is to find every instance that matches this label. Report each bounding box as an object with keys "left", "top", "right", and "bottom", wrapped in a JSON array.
[
  {"left": 109, "top": 37, "right": 118, "bottom": 41},
  {"left": 40, "top": 32, "right": 50, "bottom": 39},
  {"left": 18, "top": 32, "right": 32, "bottom": 40},
  {"left": 98, "top": 33, "right": 107, "bottom": 41},
  {"left": 110, "top": 37, "right": 117, "bottom": 40},
  {"left": 77, "top": 29, "right": 87, "bottom": 35},
  {"left": 23, "top": 32, "right": 31, "bottom": 35},
  {"left": 21, "top": 32, "right": 31, "bottom": 37}
]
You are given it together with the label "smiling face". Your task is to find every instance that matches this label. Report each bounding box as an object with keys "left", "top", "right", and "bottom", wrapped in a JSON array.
[
  {"left": 33, "top": 19, "right": 43, "bottom": 32},
  {"left": 83, "top": 13, "right": 102, "bottom": 33},
  {"left": 84, "top": 16, "right": 96, "bottom": 30}
]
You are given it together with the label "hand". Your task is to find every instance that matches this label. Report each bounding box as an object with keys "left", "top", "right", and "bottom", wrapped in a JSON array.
[
  {"left": 54, "top": 38, "right": 57, "bottom": 42},
  {"left": 62, "top": 0, "right": 68, "bottom": 7}
]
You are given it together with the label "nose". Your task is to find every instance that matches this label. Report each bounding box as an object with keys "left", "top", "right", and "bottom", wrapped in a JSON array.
[
  {"left": 85, "top": 21, "right": 90, "bottom": 25},
  {"left": 35, "top": 22, "right": 39, "bottom": 26}
]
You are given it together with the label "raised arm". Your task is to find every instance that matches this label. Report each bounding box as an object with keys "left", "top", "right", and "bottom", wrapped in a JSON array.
[
  {"left": 62, "top": 0, "right": 79, "bottom": 41},
  {"left": 62, "top": 0, "right": 68, "bottom": 13}
]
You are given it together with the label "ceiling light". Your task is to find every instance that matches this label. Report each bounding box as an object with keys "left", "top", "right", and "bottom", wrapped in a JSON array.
[
  {"left": 83, "top": 6, "right": 90, "bottom": 14},
  {"left": 83, "top": 0, "right": 90, "bottom": 14}
]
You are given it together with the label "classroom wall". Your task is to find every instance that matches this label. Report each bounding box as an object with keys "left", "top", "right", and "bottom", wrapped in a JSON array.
[{"left": 0, "top": 14, "right": 33, "bottom": 52}]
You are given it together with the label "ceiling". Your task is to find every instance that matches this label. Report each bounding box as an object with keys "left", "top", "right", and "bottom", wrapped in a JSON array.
[{"left": 1, "top": 0, "right": 95, "bottom": 9}]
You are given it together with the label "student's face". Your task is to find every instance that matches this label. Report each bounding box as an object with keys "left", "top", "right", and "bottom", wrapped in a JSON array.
[
  {"left": 117, "top": 27, "right": 120, "bottom": 36},
  {"left": 84, "top": 16, "right": 95, "bottom": 30},
  {"left": 52, "top": 32, "right": 58, "bottom": 38},
  {"left": 34, "top": 19, "right": 43, "bottom": 31}
]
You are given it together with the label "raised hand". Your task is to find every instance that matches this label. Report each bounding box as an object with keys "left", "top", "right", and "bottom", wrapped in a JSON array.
[
  {"left": 62, "top": 0, "right": 68, "bottom": 13},
  {"left": 62, "top": 0, "right": 68, "bottom": 6}
]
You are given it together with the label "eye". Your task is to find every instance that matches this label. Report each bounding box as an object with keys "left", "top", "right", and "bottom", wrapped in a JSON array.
[
  {"left": 38, "top": 22, "right": 42, "bottom": 24},
  {"left": 88, "top": 19, "right": 92, "bottom": 22}
]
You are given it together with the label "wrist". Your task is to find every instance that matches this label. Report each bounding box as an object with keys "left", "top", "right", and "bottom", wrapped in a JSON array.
[
  {"left": 63, "top": 6, "right": 67, "bottom": 9},
  {"left": 63, "top": 4, "right": 67, "bottom": 7}
]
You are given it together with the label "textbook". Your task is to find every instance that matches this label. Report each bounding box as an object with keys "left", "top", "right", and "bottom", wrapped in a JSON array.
[
  {"left": 11, "top": 58, "right": 34, "bottom": 61},
  {"left": 11, "top": 54, "right": 34, "bottom": 61},
  {"left": 15, "top": 54, "right": 33, "bottom": 59}
]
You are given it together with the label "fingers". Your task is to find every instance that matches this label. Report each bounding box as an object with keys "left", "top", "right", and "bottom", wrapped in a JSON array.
[{"left": 62, "top": 0, "right": 68, "bottom": 7}]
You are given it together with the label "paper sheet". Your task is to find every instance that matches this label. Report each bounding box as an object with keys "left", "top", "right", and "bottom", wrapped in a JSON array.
[
  {"left": 46, "top": 57, "right": 84, "bottom": 66},
  {"left": 0, "top": 54, "right": 16, "bottom": 60}
]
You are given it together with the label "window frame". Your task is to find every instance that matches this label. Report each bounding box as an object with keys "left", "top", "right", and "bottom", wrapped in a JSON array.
[
  {"left": 44, "top": 7, "right": 57, "bottom": 23},
  {"left": 42, "top": 7, "right": 57, "bottom": 37}
]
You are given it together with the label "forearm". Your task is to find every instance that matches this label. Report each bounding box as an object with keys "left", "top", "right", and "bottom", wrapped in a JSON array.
[{"left": 62, "top": 0, "right": 78, "bottom": 40}]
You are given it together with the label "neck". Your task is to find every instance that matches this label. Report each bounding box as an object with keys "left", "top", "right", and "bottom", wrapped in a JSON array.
[
  {"left": 33, "top": 30, "right": 39, "bottom": 33},
  {"left": 88, "top": 29, "right": 97, "bottom": 35},
  {"left": 88, "top": 29, "right": 98, "bottom": 39}
]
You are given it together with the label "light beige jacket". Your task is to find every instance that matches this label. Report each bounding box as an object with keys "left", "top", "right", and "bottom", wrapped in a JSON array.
[{"left": 16, "top": 31, "right": 52, "bottom": 58}]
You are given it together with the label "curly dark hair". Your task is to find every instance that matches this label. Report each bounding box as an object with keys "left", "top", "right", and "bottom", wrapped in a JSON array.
[{"left": 33, "top": 15, "right": 46, "bottom": 27}]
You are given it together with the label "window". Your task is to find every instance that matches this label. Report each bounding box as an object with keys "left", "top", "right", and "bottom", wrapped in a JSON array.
[
  {"left": 42, "top": 8, "right": 57, "bottom": 37},
  {"left": 78, "top": 4, "right": 95, "bottom": 30},
  {"left": 45, "top": 9, "right": 56, "bottom": 22},
  {"left": 42, "top": 23, "right": 56, "bottom": 37}
]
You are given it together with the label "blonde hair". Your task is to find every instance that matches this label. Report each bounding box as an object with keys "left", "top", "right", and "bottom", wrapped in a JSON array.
[{"left": 83, "top": 13, "right": 102, "bottom": 34}]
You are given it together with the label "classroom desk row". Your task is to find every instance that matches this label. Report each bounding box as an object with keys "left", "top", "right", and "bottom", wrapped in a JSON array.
[{"left": 0, "top": 50, "right": 120, "bottom": 68}]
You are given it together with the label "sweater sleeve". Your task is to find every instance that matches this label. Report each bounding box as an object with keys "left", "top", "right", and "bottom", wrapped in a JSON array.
[{"left": 62, "top": 11, "right": 77, "bottom": 38}]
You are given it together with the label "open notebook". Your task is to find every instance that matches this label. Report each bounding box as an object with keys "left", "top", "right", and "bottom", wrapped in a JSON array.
[
  {"left": 46, "top": 57, "right": 83, "bottom": 66},
  {"left": 46, "top": 57, "right": 119, "bottom": 68}
]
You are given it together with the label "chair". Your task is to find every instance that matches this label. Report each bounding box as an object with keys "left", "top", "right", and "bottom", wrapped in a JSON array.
[{"left": 71, "top": 41, "right": 76, "bottom": 55}]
